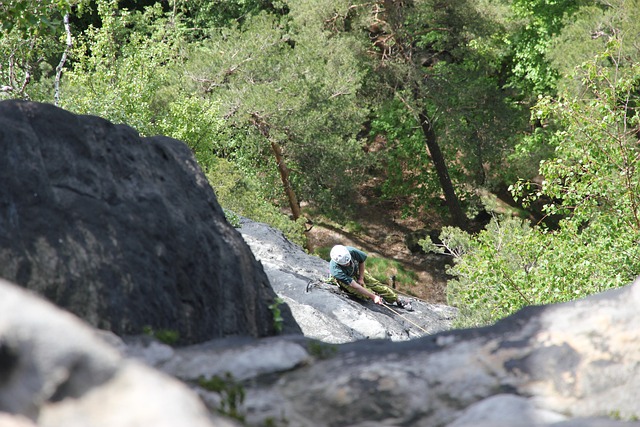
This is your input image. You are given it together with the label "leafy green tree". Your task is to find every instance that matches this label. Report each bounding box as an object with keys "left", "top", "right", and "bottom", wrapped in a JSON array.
[
  {"left": 59, "top": 2, "right": 200, "bottom": 135},
  {"left": 528, "top": 41, "right": 640, "bottom": 229},
  {"left": 185, "top": 4, "right": 371, "bottom": 218},
  {"left": 364, "top": 0, "right": 469, "bottom": 228},
  {"left": 507, "top": 0, "right": 587, "bottom": 96},
  {"left": 443, "top": 35, "right": 640, "bottom": 328},
  {"left": 54, "top": 0, "right": 230, "bottom": 177},
  {"left": 497, "top": 1, "right": 640, "bottom": 200},
  {"left": 356, "top": 0, "right": 528, "bottom": 227},
  {"left": 547, "top": 0, "right": 640, "bottom": 96},
  {"left": 0, "top": 0, "right": 83, "bottom": 100},
  {"left": 436, "top": 213, "right": 640, "bottom": 328},
  {"left": 431, "top": 217, "right": 543, "bottom": 327}
]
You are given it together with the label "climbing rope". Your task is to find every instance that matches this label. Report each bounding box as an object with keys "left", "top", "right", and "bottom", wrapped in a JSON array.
[
  {"left": 306, "top": 277, "right": 431, "bottom": 335},
  {"left": 380, "top": 303, "right": 430, "bottom": 334}
]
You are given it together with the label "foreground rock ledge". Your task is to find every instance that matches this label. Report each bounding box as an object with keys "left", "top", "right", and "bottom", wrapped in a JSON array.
[
  {"left": 0, "top": 279, "right": 234, "bottom": 427},
  {"left": 2, "top": 261, "right": 640, "bottom": 426},
  {"left": 128, "top": 277, "right": 640, "bottom": 426}
]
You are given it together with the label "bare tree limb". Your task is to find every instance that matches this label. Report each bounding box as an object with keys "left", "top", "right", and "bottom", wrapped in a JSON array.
[{"left": 55, "top": 13, "right": 72, "bottom": 106}]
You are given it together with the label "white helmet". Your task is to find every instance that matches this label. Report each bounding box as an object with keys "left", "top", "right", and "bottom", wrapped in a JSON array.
[{"left": 330, "top": 245, "right": 351, "bottom": 265}]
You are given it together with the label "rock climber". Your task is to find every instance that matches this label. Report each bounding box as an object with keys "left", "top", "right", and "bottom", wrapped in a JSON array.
[{"left": 329, "top": 244, "right": 412, "bottom": 310}]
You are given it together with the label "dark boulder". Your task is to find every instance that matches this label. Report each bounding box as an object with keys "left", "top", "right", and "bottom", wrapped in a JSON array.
[{"left": 0, "top": 100, "right": 296, "bottom": 344}]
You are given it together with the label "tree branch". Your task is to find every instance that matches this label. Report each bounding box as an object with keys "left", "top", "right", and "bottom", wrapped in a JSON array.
[{"left": 54, "top": 13, "right": 72, "bottom": 106}]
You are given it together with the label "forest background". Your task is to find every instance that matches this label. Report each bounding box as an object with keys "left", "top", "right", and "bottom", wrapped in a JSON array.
[{"left": 2, "top": 0, "right": 639, "bottom": 328}]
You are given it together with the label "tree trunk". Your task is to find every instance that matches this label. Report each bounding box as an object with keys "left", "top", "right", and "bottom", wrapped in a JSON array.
[
  {"left": 270, "top": 140, "right": 302, "bottom": 220},
  {"left": 418, "top": 110, "right": 468, "bottom": 230},
  {"left": 54, "top": 13, "right": 72, "bottom": 107},
  {"left": 250, "top": 113, "right": 302, "bottom": 220}
]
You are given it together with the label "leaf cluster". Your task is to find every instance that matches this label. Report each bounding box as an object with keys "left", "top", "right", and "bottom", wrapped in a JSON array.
[
  {"left": 448, "top": 36, "right": 640, "bottom": 327},
  {"left": 197, "top": 373, "right": 246, "bottom": 421},
  {"left": 440, "top": 214, "right": 640, "bottom": 328}
]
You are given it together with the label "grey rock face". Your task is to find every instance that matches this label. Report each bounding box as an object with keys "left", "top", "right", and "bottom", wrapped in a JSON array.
[
  {"left": 127, "top": 276, "right": 640, "bottom": 426},
  {"left": 238, "top": 217, "right": 457, "bottom": 342},
  {"left": 0, "top": 100, "right": 294, "bottom": 344},
  {"left": 0, "top": 279, "right": 230, "bottom": 427},
  {"left": 258, "top": 282, "right": 640, "bottom": 426}
]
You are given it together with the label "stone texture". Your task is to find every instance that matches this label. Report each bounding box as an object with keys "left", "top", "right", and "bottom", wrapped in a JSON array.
[
  {"left": 0, "top": 279, "right": 230, "bottom": 427},
  {"left": 127, "top": 275, "right": 640, "bottom": 426},
  {"left": 238, "top": 216, "right": 457, "bottom": 342},
  {"left": 0, "top": 100, "right": 298, "bottom": 344},
  {"left": 247, "top": 281, "right": 640, "bottom": 426}
]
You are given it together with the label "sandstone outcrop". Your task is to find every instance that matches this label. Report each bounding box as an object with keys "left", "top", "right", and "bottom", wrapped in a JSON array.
[
  {"left": 0, "top": 279, "right": 232, "bottom": 427},
  {"left": 0, "top": 100, "right": 297, "bottom": 344},
  {"left": 131, "top": 275, "right": 640, "bottom": 427}
]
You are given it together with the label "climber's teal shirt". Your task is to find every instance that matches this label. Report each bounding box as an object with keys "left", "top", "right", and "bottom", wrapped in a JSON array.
[
  {"left": 329, "top": 246, "right": 367, "bottom": 285},
  {"left": 328, "top": 246, "right": 398, "bottom": 303}
]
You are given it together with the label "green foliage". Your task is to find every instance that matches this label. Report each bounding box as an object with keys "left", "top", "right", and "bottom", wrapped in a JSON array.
[
  {"left": 206, "top": 158, "right": 307, "bottom": 246},
  {"left": 343, "top": 221, "right": 364, "bottom": 234},
  {"left": 223, "top": 209, "right": 242, "bottom": 228},
  {"left": 507, "top": 126, "right": 557, "bottom": 186},
  {"left": 307, "top": 341, "right": 338, "bottom": 359},
  {"left": 175, "top": 0, "right": 287, "bottom": 36},
  {"left": 438, "top": 215, "right": 640, "bottom": 328},
  {"left": 153, "top": 329, "right": 180, "bottom": 345},
  {"left": 198, "top": 373, "right": 246, "bottom": 421},
  {"left": 519, "top": 40, "right": 640, "bottom": 228},
  {"left": 0, "top": 0, "right": 75, "bottom": 35},
  {"left": 312, "top": 246, "right": 331, "bottom": 262},
  {"left": 263, "top": 415, "right": 290, "bottom": 427},
  {"left": 364, "top": 0, "right": 530, "bottom": 220},
  {"left": 155, "top": 95, "right": 225, "bottom": 169},
  {"left": 446, "top": 38, "right": 640, "bottom": 328},
  {"left": 369, "top": 99, "right": 442, "bottom": 216},
  {"left": 185, "top": 7, "right": 371, "bottom": 215},
  {"left": 268, "top": 297, "right": 285, "bottom": 333},
  {"left": 59, "top": 1, "right": 193, "bottom": 134},
  {"left": 142, "top": 326, "right": 180, "bottom": 345},
  {"left": 507, "top": 0, "right": 583, "bottom": 95},
  {"left": 437, "top": 218, "right": 541, "bottom": 327},
  {"left": 548, "top": 0, "right": 640, "bottom": 97}
]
